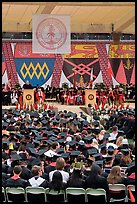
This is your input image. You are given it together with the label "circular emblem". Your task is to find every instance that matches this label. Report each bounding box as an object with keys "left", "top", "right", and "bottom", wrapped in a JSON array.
[
  {"left": 36, "top": 18, "right": 67, "bottom": 50},
  {"left": 88, "top": 94, "right": 94, "bottom": 100},
  {"left": 26, "top": 94, "right": 32, "bottom": 100}
]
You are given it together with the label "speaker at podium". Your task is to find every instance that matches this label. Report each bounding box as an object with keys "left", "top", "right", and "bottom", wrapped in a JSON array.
[
  {"left": 84, "top": 89, "right": 96, "bottom": 106},
  {"left": 23, "top": 89, "right": 34, "bottom": 105}
]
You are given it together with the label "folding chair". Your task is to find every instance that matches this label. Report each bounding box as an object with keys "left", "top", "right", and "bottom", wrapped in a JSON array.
[
  {"left": 109, "top": 184, "right": 127, "bottom": 202},
  {"left": 2, "top": 187, "right": 6, "bottom": 202},
  {"left": 6, "top": 187, "right": 26, "bottom": 202},
  {"left": 25, "top": 186, "right": 46, "bottom": 202},
  {"left": 127, "top": 185, "right": 135, "bottom": 202},
  {"left": 45, "top": 187, "right": 66, "bottom": 202},
  {"left": 86, "top": 188, "right": 107, "bottom": 202},
  {"left": 66, "top": 187, "right": 86, "bottom": 202}
]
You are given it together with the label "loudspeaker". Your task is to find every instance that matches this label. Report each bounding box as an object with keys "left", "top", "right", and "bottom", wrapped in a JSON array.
[{"left": 112, "top": 32, "right": 121, "bottom": 44}]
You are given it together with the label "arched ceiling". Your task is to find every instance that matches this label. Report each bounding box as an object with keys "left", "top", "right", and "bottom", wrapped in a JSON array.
[{"left": 2, "top": 2, "right": 135, "bottom": 34}]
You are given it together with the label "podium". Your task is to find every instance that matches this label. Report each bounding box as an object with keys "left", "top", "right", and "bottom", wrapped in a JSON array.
[
  {"left": 23, "top": 89, "right": 34, "bottom": 105},
  {"left": 85, "top": 89, "right": 96, "bottom": 106}
]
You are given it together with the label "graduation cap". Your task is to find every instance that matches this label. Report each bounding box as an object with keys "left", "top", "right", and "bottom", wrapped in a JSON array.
[
  {"left": 50, "top": 136, "right": 58, "bottom": 141},
  {"left": 95, "top": 160, "right": 104, "bottom": 167},
  {"left": 99, "top": 144, "right": 106, "bottom": 151},
  {"left": 56, "top": 115, "right": 60, "bottom": 120},
  {"left": 93, "top": 115, "right": 100, "bottom": 121},
  {"left": 107, "top": 146, "right": 115, "bottom": 155},
  {"left": 41, "top": 119, "right": 48, "bottom": 125},
  {"left": 7, "top": 126, "right": 15, "bottom": 131},
  {"left": 10, "top": 154, "right": 22, "bottom": 161},
  {"left": 56, "top": 148, "right": 64, "bottom": 154},
  {"left": 26, "top": 143, "right": 35, "bottom": 150},
  {"left": 69, "top": 140, "right": 76, "bottom": 147},
  {"left": 61, "top": 152, "right": 70, "bottom": 160},
  {"left": 45, "top": 139, "right": 53, "bottom": 145},
  {"left": 31, "top": 158, "right": 41, "bottom": 166},
  {"left": 104, "top": 156, "right": 113, "bottom": 163},
  {"left": 72, "top": 120, "right": 80, "bottom": 126},
  {"left": 83, "top": 136, "right": 93, "bottom": 143},
  {"left": 59, "top": 132, "right": 67, "bottom": 137},
  {"left": 70, "top": 151, "right": 80, "bottom": 157},
  {"left": 33, "top": 139, "right": 40, "bottom": 145},
  {"left": 87, "top": 147, "right": 98, "bottom": 156},
  {"left": 9, "top": 118, "right": 16, "bottom": 124},
  {"left": 93, "top": 129, "right": 101, "bottom": 135},
  {"left": 15, "top": 133, "right": 24, "bottom": 139},
  {"left": 83, "top": 120, "right": 89, "bottom": 126},
  {"left": 38, "top": 149, "right": 46, "bottom": 156},
  {"left": 58, "top": 139, "right": 65, "bottom": 145},
  {"left": 120, "top": 149, "right": 129, "bottom": 156},
  {"left": 92, "top": 153, "right": 102, "bottom": 161},
  {"left": 33, "top": 112, "right": 40, "bottom": 118},
  {"left": 28, "top": 147, "right": 37, "bottom": 155},
  {"left": 19, "top": 153, "right": 27, "bottom": 160}
]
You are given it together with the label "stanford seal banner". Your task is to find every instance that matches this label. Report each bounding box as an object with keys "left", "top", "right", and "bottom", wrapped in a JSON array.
[{"left": 32, "top": 14, "right": 71, "bottom": 54}]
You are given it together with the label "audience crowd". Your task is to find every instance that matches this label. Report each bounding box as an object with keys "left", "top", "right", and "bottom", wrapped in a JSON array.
[{"left": 2, "top": 104, "right": 135, "bottom": 201}]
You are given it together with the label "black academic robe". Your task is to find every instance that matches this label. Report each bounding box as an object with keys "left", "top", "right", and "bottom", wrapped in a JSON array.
[{"left": 6, "top": 177, "right": 28, "bottom": 188}]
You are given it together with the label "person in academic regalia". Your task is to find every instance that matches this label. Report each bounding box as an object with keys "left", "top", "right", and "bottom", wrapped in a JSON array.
[
  {"left": 22, "top": 80, "right": 33, "bottom": 89},
  {"left": 117, "top": 87, "right": 125, "bottom": 104},
  {"left": 10, "top": 88, "right": 18, "bottom": 105},
  {"left": 6, "top": 165, "right": 28, "bottom": 188},
  {"left": 36, "top": 87, "right": 45, "bottom": 104}
]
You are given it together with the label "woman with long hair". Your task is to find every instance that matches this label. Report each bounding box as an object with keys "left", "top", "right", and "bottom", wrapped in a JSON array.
[
  {"left": 49, "top": 170, "right": 66, "bottom": 193},
  {"left": 85, "top": 164, "right": 110, "bottom": 201}
]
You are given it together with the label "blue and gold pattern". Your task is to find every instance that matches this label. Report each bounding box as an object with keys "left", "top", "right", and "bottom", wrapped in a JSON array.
[{"left": 15, "top": 58, "right": 55, "bottom": 86}]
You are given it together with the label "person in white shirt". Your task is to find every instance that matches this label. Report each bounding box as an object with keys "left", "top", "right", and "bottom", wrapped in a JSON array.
[{"left": 49, "top": 157, "right": 69, "bottom": 183}]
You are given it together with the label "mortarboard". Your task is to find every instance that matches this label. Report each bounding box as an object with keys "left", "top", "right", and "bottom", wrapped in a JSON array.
[
  {"left": 70, "top": 151, "right": 80, "bottom": 157},
  {"left": 92, "top": 153, "right": 102, "bottom": 161},
  {"left": 83, "top": 136, "right": 93, "bottom": 143},
  {"left": 50, "top": 136, "right": 58, "bottom": 141},
  {"left": 104, "top": 156, "right": 113, "bottom": 163},
  {"left": 15, "top": 133, "right": 24, "bottom": 139},
  {"left": 38, "top": 149, "right": 46, "bottom": 156},
  {"left": 93, "top": 129, "right": 101, "bottom": 135},
  {"left": 120, "top": 149, "right": 129, "bottom": 156},
  {"left": 56, "top": 115, "right": 60, "bottom": 120},
  {"left": 26, "top": 119, "right": 32, "bottom": 124},
  {"left": 33, "top": 139, "right": 40, "bottom": 145},
  {"left": 83, "top": 120, "right": 89, "bottom": 126},
  {"left": 45, "top": 139, "right": 53, "bottom": 145},
  {"left": 61, "top": 152, "right": 70, "bottom": 160},
  {"left": 93, "top": 115, "right": 100, "bottom": 121},
  {"left": 56, "top": 148, "right": 64, "bottom": 154},
  {"left": 72, "top": 120, "right": 80, "bottom": 126},
  {"left": 9, "top": 118, "right": 16, "bottom": 124},
  {"left": 99, "top": 144, "right": 106, "bottom": 151},
  {"left": 31, "top": 158, "right": 41, "bottom": 166},
  {"left": 7, "top": 126, "right": 15, "bottom": 131},
  {"left": 95, "top": 160, "right": 104, "bottom": 166},
  {"left": 26, "top": 143, "right": 35, "bottom": 150},
  {"left": 10, "top": 154, "right": 22, "bottom": 161},
  {"left": 58, "top": 139, "right": 65, "bottom": 145},
  {"left": 87, "top": 147, "right": 98, "bottom": 156},
  {"left": 41, "top": 119, "right": 48, "bottom": 125},
  {"left": 69, "top": 140, "right": 76, "bottom": 147}
]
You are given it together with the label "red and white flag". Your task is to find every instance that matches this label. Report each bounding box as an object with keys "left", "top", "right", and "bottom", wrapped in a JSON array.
[{"left": 32, "top": 14, "right": 71, "bottom": 54}]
